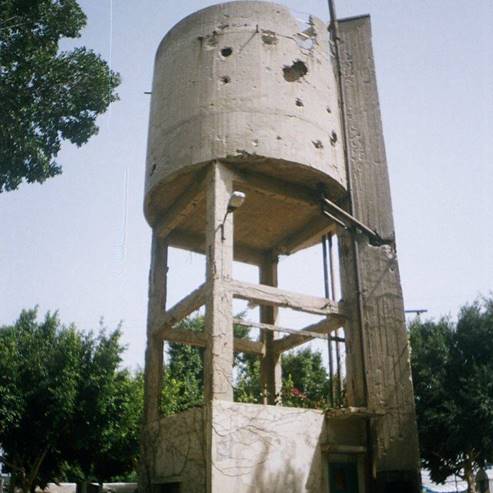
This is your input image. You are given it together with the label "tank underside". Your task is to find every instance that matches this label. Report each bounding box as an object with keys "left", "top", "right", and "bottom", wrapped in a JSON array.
[{"left": 148, "top": 158, "right": 346, "bottom": 264}]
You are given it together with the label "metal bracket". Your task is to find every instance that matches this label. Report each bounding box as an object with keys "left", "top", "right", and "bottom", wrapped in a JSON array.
[{"left": 321, "top": 196, "right": 395, "bottom": 247}]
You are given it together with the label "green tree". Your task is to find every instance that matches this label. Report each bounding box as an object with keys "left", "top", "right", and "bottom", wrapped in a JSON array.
[
  {"left": 62, "top": 330, "right": 143, "bottom": 484},
  {"left": 0, "top": 0, "right": 120, "bottom": 192},
  {"left": 161, "top": 317, "right": 204, "bottom": 416},
  {"left": 233, "top": 344, "right": 332, "bottom": 408},
  {"left": 0, "top": 309, "right": 141, "bottom": 493},
  {"left": 0, "top": 309, "right": 84, "bottom": 493},
  {"left": 281, "top": 348, "right": 330, "bottom": 408},
  {"left": 410, "top": 297, "right": 493, "bottom": 493}
]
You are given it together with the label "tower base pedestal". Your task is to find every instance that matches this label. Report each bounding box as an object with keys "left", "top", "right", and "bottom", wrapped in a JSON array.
[{"left": 142, "top": 401, "right": 371, "bottom": 493}]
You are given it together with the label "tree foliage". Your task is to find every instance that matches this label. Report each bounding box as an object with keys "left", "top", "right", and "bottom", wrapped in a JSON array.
[
  {"left": 233, "top": 347, "right": 331, "bottom": 408},
  {"left": 161, "top": 317, "right": 204, "bottom": 416},
  {"left": 162, "top": 315, "right": 332, "bottom": 411},
  {"left": 0, "top": 309, "right": 141, "bottom": 493},
  {"left": 61, "top": 329, "right": 143, "bottom": 483},
  {"left": 281, "top": 349, "right": 331, "bottom": 408},
  {"left": 410, "top": 297, "right": 493, "bottom": 493},
  {"left": 0, "top": 309, "right": 83, "bottom": 492},
  {"left": 0, "top": 0, "right": 120, "bottom": 191}
]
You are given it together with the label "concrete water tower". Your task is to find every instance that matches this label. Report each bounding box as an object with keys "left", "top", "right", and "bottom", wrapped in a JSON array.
[{"left": 140, "top": 2, "right": 420, "bottom": 492}]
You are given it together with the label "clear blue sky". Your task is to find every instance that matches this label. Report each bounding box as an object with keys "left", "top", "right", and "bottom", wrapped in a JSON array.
[{"left": 1, "top": 0, "right": 492, "bottom": 369}]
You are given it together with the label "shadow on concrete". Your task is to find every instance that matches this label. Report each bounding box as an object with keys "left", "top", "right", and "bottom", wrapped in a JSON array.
[{"left": 241, "top": 406, "right": 327, "bottom": 493}]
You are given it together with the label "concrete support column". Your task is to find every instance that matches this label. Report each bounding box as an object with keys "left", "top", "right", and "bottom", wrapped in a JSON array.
[
  {"left": 204, "top": 161, "right": 234, "bottom": 402},
  {"left": 143, "top": 232, "right": 167, "bottom": 422},
  {"left": 338, "top": 232, "right": 367, "bottom": 408},
  {"left": 338, "top": 16, "right": 421, "bottom": 492},
  {"left": 140, "top": 233, "right": 167, "bottom": 493},
  {"left": 259, "top": 253, "right": 281, "bottom": 405}
]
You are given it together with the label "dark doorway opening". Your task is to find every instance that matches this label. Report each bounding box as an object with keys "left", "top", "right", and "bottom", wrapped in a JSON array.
[
  {"left": 329, "top": 462, "right": 359, "bottom": 493},
  {"left": 154, "top": 483, "right": 181, "bottom": 493}
]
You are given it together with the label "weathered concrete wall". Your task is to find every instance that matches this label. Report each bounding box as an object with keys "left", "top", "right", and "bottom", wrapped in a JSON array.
[
  {"left": 210, "top": 401, "right": 326, "bottom": 492},
  {"left": 145, "top": 403, "right": 368, "bottom": 492},
  {"left": 149, "top": 407, "right": 206, "bottom": 493},
  {"left": 144, "top": 1, "right": 345, "bottom": 222},
  {"left": 337, "top": 15, "right": 421, "bottom": 492}
]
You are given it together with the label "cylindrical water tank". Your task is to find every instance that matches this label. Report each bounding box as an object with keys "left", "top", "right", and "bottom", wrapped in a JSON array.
[{"left": 144, "top": 0, "right": 346, "bottom": 224}]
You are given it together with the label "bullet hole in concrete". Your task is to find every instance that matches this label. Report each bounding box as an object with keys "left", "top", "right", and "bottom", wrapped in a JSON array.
[
  {"left": 326, "top": 106, "right": 332, "bottom": 113},
  {"left": 283, "top": 60, "right": 308, "bottom": 82},
  {"left": 218, "top": 23, "right": 229, "bottom": 30},
  {"left": 221, "top": 47, "right": 233, "bottom": 57},
  {"left": 252, "top": 139, "right": 259, "bottom": 147},
  {"left": 206, "top": 32, "right": 219, "bottom": 47},
  {"left": 295, "top": 98, "right": 304, "bottom": 107},
  {"left": 312, "top": 140, "right": 324, "bottom": 149},
  {"left": 221, "top": 75, "right": 231, "bottom": 84},
  {"left": 276, "top": 136, "right": 282, "bottom": 140},
  {"left": 234, "top": 149, "right": 253, "bottom": 159},
  {"left": 330, "top": 131, "right": 338, "bottom": 146},
  {"left": 150, "top": 163, "right": 157, "bottom": 175},
  {"left": 199, "top": 34, "right": 219, "bottom": 49},
  {"left": 262, "top": 30, "right": 278, "bottom": 45}
]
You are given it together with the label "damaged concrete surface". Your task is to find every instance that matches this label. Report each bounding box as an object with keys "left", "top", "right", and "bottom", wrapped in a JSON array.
[
  {"left": 144, "top": 1, "right": 345, "bottom": 224},
  {"left": 149, "top": 407, "right": 207, "bottom": 493},
  {"left": 148, "top": 402, "right": 367, "bottom": 493}
]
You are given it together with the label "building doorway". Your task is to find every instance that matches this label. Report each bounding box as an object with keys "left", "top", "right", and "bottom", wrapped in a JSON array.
[{"left": 329, "top": 461, "right": 359, "bottom": 493}]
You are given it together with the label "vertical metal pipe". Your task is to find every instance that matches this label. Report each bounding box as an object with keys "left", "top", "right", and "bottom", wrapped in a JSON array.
[
  {"left": 322, "top": 234, "right": 334, "bottom": 407},
  {"left": 328, "top": 233, "right": 336, "bottom": 300},
  {"left": 322, "top": 234, "right": 330, "bottom": 299},
  {"left": 328, "top": 234, "right": 342, "bottom": 405}
]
